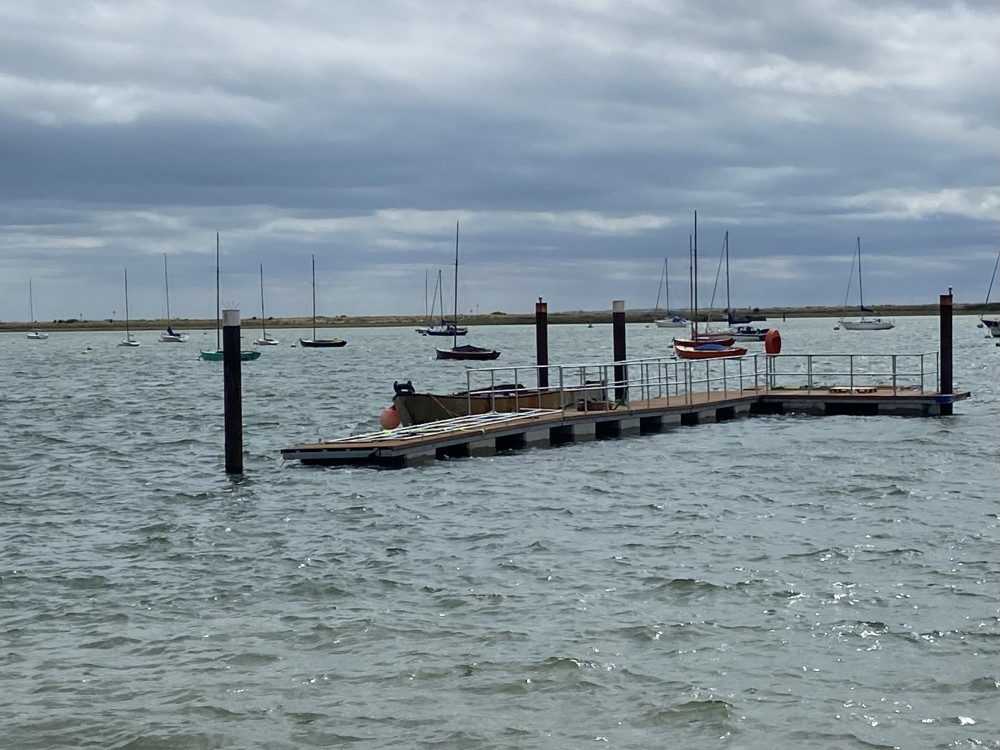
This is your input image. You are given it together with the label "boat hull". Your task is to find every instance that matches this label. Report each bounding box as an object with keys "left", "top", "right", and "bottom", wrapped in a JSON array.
[
  {"left": 839, "top": 319, "right": 894, "bottom": 330},
  {"left": 673, "top": 342, "right": 747, "bottom": 359},
  {"left": 200, "top": 349, "right": 262, "bottom": 361},
  {"left": 422, "top": 326, "right": 469, "bottom": 336},
  {"left": 727, "top": 324, "right": 770, "bottom": 341},
  {"left": 393, "top": 387, "right": 565, "bottom": 426},
  {"left": 673, "top": 334, "right": 736, "bottom": 347},
  {"left": 436, "top": 345, "right": 500, "bottom": 360},
  {"left": 300, "top": 338, "right": 347, "bottom": 348},
  {"left": 25, "top": 331, "right": 49, "bottom": 340},
  {"left": 654, "top": 317, "right": 687, "bottom": 328},
  {"left": 254, "top": 337, "right": 279, "bottom": 346}
]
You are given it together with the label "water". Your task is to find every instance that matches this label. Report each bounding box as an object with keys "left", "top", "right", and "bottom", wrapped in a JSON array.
[{"left": 1, "top": 316, "right": 997, "bottom": 749}]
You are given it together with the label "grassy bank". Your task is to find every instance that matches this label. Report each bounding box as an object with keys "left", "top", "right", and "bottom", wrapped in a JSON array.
[{"left": 1, "top": 302, "right": 993, "bottom": 333}]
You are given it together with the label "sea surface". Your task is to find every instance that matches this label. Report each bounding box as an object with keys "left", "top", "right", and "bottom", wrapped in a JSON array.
[{"left": 1, "top": 315, "right": 997, "bottom": 750}]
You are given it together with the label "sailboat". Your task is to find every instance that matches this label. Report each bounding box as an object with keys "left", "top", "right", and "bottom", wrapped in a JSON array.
[
  {"left": 158, "top": 254, "right": 189, "bottom": 342},
  {"left": 979, "top": 246, "right": 1000, "bottom": 337},
  {"left": 117, "top": 268, "right": 140, "bottom": 347},
  {"left": 415, "top": 269, "right": 437, "bottom": 334},
  {"left": 436, "top": 222, "right": 500, "bottom": 360},
  {"left": 299, "top": 254, "right": 346, "bottom": 348},
  {"left": 719, "top": 232, "right": 770, "bottom": 341},
  {"left": 673, "top": 213, "right": 747, "bottom": 359},
  {"left": 653, "top": 257, "right": 688, "bottom": 328},
  {"left": 25, "top": 278, "right": 49, "bottom": 339},
  {"left": 199, "top": 234, "right": 261, "bottom": 362},
  {"left": 418, "top": 268, "right": 468, "bottom": 337},
  {"left": 253, "top": 263, "right": 279, "bottom": 346},
  {"left": 839, "top": 237, "right": 894, "bottom": 330}
]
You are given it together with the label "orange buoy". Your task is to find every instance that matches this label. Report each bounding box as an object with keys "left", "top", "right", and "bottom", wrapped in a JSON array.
[
  {"left": 764, "top": 328, "right": 782, "bottom": 355},
  {"left": 379, "top": 405, "right": 400, "bottom": 430}
]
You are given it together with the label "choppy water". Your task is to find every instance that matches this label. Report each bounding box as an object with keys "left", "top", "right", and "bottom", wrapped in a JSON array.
[{"left": 1, "top": 316, "right": 997, "bottom": 749}]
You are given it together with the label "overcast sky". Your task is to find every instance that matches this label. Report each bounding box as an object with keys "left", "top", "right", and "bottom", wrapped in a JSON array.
[{"left": 1, "top": 0, "right": 997, "bottom": 323}]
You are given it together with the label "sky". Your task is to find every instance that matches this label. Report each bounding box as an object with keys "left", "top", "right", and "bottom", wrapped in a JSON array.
[{"left": 1, "top": 0, "right": 997, "bottom": 323}]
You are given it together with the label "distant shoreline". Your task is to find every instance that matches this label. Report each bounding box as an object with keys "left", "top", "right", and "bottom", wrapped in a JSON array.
[{"left": 1, "top": 302, "right": 991, "bottom": 333}]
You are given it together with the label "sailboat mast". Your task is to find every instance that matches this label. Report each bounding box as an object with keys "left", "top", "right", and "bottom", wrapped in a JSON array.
[
  {"left": 856, "top": 236, "right": 864, "bottom": 313},
  {"left": 163, "top": 253, "right": 171, "bottom": 325},
  {"left": 655, "top": 258, "right": 666, "bottom": 313},
  {"left": 985, "top": 247, "right": 1000, "bottom": 307},
  {"left": 452, "top": 221, "right": 460, "bottom": 347},
  {"left": 311, "top": 254, "right": 317, "bottom": 338},
  {"left": 433, "top": 270, "right": 443, "bottom": 320},
  {"left": 215, "top": 233, "right": 221, "bottom": 349},
  {"left": 124, "top": 268, "right": 130, "bottom": 337},
  {"left": 724, "top": 231, "right": 731, "bottom": 317},
  {"left": 259, "top": 263, "right": 267, "bottom": 338},
  {"left": 665, "top": 258, "right": 670, "bottom": 313},
  {"left": 28, "top": 278, "right": 34, "bottom": 324},
  {"left": 693, "top": 210, "right": 699, "bottom": 335}
]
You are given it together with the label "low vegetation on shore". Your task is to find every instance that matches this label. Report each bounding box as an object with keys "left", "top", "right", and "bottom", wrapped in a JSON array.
[{"left": 0, "top": 302, "right": 991, "bottom": 333}]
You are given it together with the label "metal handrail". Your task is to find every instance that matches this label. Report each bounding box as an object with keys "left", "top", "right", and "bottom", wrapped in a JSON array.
[{"left": 459, "top": 352, "right": 939, "bottom": 415}]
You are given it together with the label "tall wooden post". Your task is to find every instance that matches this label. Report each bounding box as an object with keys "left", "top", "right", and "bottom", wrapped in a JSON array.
[
  {"left": 535, "top": 298, "right": 549, "bottom": 388},
  {"left": 939, "top": 289, "right": 953, "bottom": 416},
  {"left": 612, "top": 300, "right": 626, "bottom": 402},
  {"left": 223, "top": 309, "right": 244, "bottom": 474}
]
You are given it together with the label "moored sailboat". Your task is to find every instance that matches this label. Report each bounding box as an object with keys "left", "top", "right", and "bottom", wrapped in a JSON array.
[
  {"left": 299, "top": 254, "right": 347, "bottom": 348},
  {"left": 254, "top": 263, "right": 279, "bottom": 346},
  {"left": 653, "top": 257, "right": 688, "bottom": 328},
  {"left": 158, "top": 254, "right": 189, "bottom": 342},
  {"left": 979, "top": 246, "right": 1000, "bottom": 337},
  {"left": 25, "top": 278, "right": 49, "bottom": 340},
  {"left": 673, "top": 214, "right": 747, "bottom": 359},
  {"left": 838, "top": 237, "right": 894, "bottom": 330},
  {"left": 720, "top": 232, "right": 770, "bottom": 341},
  {"left": 416, "top": 269, "right": 468, "bottom": 336},
  {"left": 435, "top": 222, "right": 499, "bottom": 360},
  {"left": 117, "top": 268, "right": 140, "bottom": 347},
  {"left": 199, "top": 234, "right": 261, "bottom": 362}
]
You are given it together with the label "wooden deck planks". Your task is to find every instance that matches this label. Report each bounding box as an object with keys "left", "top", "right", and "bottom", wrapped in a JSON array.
[{"left": 282, "top": 386, "right": 969, "bottom": 467}]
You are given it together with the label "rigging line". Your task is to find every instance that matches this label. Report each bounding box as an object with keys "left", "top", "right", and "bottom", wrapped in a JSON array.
[
  {"left": 706, "top": 231, "right": 727, "bottom": 323},
  {"left": 841, "top": 243, "right": 858, "bottom": 311},
  {"left": 653, "top": 258, "right": 665, "bottom": 312},
  {"left": 984, "top": 246, "right": 1000, "bottom": 307}
]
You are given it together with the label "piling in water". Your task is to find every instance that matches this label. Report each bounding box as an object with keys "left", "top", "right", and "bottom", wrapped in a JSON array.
[
  {"left": 939, "top": 290, "right": 953, "bottom": 416},
  {"left": 535, "top": 298, "right": 549, "bottom": 389},
  {"left": 612, "top": 300, "right": 626, "bottom": 402},
  {"left": 223, "top": 309, "right": 243, "bottom": 474}
]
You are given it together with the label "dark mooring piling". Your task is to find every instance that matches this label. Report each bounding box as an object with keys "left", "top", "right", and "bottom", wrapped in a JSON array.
[
  {"left": 939, "top": 289, "right": 953, "bottom": 417},
  {"left": 612, "top": 300, "right": 627, "bottom": 402},
  {"left": 535, "top": 298, "right": 549, "bottom": 388},
  {"left": 222, "top": 309, "right": 244, "bottom": 474}
]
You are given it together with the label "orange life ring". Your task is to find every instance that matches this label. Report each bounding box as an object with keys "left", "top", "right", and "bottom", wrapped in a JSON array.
[
  {"left": 379, "top": 405, "right": 401, "bottom": 430},
  {"left": 764, "top": 328, "right": 782, "bottom": 355}
]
